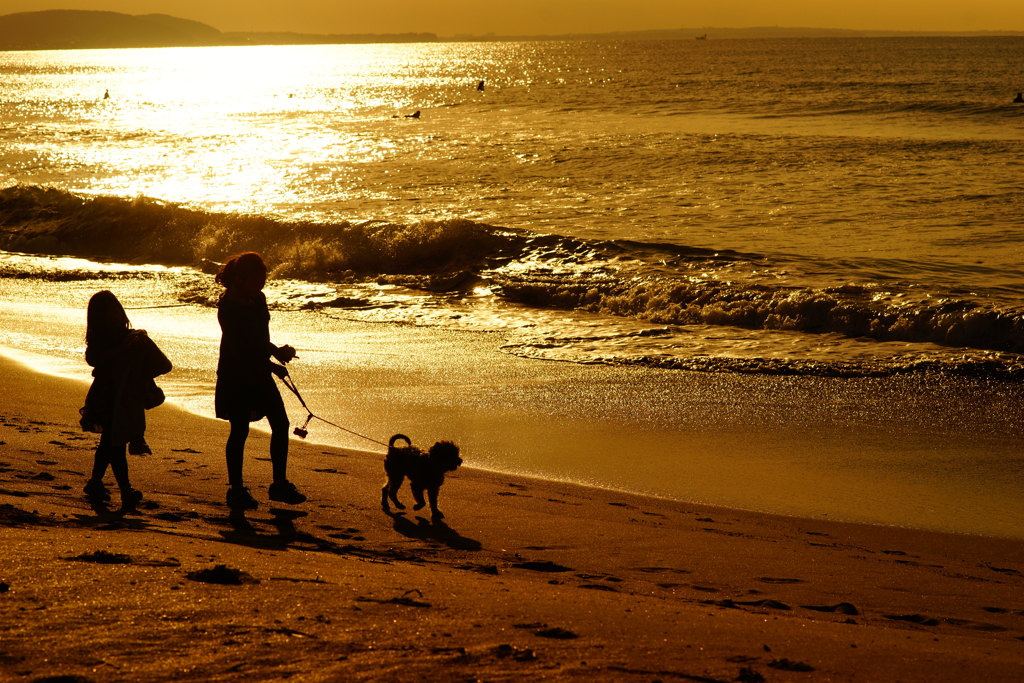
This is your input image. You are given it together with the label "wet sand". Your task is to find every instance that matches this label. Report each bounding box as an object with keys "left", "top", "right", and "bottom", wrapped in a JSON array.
[{"left": 2, "top": 353, "right": 1024, "bottom": 682}]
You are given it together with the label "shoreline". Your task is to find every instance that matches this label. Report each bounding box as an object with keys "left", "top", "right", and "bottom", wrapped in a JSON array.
[
  {"left": 2, "top": 352, "right": 1024, "bottom": 681},
  {"left": 2, "top": 246, "right": 1024, "bottom": 540},
  {"left": 5, "top": 342, "right": 1023, "bottom": 543}
]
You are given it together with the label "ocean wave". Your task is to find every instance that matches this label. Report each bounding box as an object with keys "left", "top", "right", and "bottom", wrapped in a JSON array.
[
  {"left": 491, "top": 268, "right": 1024, "bottom": 354},
  {"left": 4, "top": 184, "right": 1024, "bottom": 367},
  {"left": 0, "top": 184, "right": 518, "bottom": 279}
]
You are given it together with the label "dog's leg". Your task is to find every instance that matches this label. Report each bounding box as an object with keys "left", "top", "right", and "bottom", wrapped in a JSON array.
[
  {"left": 412, "top": 486, "right": 427, "bottom": 511},
  {"left": 427, "top": 487, "right": 444, "bottom": 519},
  {"left": 387, "top": 475, "right": 406, "bottom": 510},
  {"left": 381, "top": 482, "right": 391, "bottom": 511}
]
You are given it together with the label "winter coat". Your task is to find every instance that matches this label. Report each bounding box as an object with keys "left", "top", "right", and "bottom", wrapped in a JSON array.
[{"left": 80, "top": 329, "right": 172, "bottom": 443}]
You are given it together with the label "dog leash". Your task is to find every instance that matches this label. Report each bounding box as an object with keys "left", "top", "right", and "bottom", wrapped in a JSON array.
[{"left": 279, "top": 373, "right": 389, "bottom": 448}]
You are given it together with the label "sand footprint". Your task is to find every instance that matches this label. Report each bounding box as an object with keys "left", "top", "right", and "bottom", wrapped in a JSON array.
[
  {"left": 495, "top": 643, "right": 537, "bottom": 661},
  {"left": 455, "top": 563, "right": 499, "bottom": 575},
  {"left": 187, "top": 564, "right": 259, "bottom": 585},
  {"left": 984, "top": 564, "right": 1022, "bottom": 577},
  {"left": 801, "top": 602, "right": 859, "bottom": 615},
  {"left": 513, "top": 560, "right": 572, "bottom": 573},
  {"left": 735, "top": 598, "right": 792, "bottom": 610},
  {"left": 884, "top": 613, "right": 939, "bottom": 626},
  {"left": 356, "top": 590, "right": 431, "bottom": 608},
  {"left": 943, "top": 618, "right": 1008, "bottom": 632},
  {"left": 768, "top": 659, "right": 815, "bottom": 672},
  {"left": 66, "top": 550, "right": 132, "bottom": 564}
]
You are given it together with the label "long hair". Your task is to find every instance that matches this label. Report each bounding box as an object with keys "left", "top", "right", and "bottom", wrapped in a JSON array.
[
  {"left": 215, "top": 252, "right": 267, "bottom": 288},
  {"left": 86, "top": 290, "right": 131, "bottom": 349}
]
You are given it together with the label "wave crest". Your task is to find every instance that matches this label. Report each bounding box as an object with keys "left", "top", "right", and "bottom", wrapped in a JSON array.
[
  {"left": 0, "top": 184, "right": 518, "bottom": 279},
  {"left": 494, "top": 272, "right": 1024, "bottom": 354}
]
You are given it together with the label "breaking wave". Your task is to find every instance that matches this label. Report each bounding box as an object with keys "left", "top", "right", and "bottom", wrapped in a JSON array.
[
  {"left": 494, "top": 269, "right": 1024, "bottom": 353},
  {"left": 3, "top": 184, "right": 1024, "bottom": 376},
  {"left": 0, "top": 184, "right": 512, "bottom": 279}
]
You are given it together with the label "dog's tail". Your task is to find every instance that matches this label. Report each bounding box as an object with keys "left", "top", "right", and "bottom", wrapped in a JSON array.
[{"left": 389, "top": 434, "right": 412, "bottom": 450}]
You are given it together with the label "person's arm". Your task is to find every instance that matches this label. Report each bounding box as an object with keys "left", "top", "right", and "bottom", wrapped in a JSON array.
[
  {"left": 261, "top": 293, "right": 297, "bottom": 364},
  {"left": 271, "top": 343, "right": 296, "bottom": 364}
]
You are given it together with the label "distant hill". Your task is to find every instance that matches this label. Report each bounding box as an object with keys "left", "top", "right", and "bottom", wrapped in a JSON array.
[
  {"left": 460, "top": 26, "right": 1024, "bottom": 41},
  {"left": 2, "top": 11, "right": 1020, "bottom": 52},
  {"left": 0, "top": 10, "right": 437, "bottom": 51},
  {"left": 454, "top": 26, "right": 1024, "bottom": 41},
  {"left": 0, "top": 10, "right": 223, "bottom": 50}
]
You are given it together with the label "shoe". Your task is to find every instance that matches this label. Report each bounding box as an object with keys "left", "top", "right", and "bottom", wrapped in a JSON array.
[
  {"left": 120, "top": 488, "right": 143, "bottom": 509},
  {"left": 128, "top": 440, "right": 152, "bottom": 455},
  {"left": 84, "top": 479, "right": 111, "bottom": 501},
  {"left": 226, "top": 486, "right": 259, "bottom": 510},
  {"left": 268, "top": 481, "right": 306, "bottom": 505}
]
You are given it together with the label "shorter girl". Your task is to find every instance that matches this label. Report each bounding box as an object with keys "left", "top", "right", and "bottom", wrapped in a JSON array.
[{"left": 80, "top": 290, "right": 172, "bottom": 508}]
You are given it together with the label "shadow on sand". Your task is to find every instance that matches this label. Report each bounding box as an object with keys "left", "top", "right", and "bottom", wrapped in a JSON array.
[
  {"left": 386, "top": 511, "right": 482, "bottom": 551},
  {"left": 216, "top": 507, "right": 303, "bottom": 548},
  {"left": 66, "top": 496, "right": 154, "bottom": 531}
]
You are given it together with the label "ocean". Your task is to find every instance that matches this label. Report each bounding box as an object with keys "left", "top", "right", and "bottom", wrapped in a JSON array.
[{"left": 1, "top": 37, "right": 1023, "bottom": 538}]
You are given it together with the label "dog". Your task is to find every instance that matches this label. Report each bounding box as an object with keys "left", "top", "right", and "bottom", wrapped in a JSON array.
[{"left": 381, "top": 433, "right": 462, "bottom": 519}]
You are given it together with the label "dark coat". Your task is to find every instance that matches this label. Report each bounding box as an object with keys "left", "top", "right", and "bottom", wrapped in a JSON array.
[
  {"left": 80, "top": 329, "right": 172, "bottom": 442},
  {"left": 215, "top": 290, "right": 283, "bottom": 422}
]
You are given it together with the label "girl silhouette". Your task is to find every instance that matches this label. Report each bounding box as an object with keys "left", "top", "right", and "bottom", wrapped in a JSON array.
[
  {"left": 215, "top": 252, "right": 305, "bottom": 509},
  {"left": 80, "top": 290, "right": 171, "bottom": 508}
]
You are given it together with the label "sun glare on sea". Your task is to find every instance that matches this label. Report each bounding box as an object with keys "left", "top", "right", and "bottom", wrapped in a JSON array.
[
  {"left": 3, "top": 41, "right": 533, "bottom": 223},
  {"left": 16, "top": 43, "right": 479, "bottom": 214}
]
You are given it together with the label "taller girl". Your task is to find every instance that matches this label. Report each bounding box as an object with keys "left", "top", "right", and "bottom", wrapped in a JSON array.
[{"left": 215, "top": 252, "right": 306, "bottom": 509}]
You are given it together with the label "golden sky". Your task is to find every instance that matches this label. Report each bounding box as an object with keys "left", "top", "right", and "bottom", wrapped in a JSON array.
[{"left": 5, "top": 1, "right": 1024, "bottom": 35}]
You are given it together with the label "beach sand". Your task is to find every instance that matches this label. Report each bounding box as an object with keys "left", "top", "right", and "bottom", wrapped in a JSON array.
[{"left": 2, "top": 353, "right": 1024, "bottom": 682}]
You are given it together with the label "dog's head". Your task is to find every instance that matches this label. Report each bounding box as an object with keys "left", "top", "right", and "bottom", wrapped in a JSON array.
[{"left": 428, "top": 440, "right": 462, "bottom": 472}]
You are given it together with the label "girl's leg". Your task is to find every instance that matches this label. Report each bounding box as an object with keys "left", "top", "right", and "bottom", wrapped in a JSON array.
[
  {"left": 266, "top": 400, "right": 290, "bottom": 484},
  {"left": 225, "top": 419, "right": 259, "bottom": 510},
  {"left": 107, "top": 440, "right": 142, "bottom": 508},
  {"left": 107, "top": 440, "right": 131, "bottom": 491},
  {"left": 90, "top": 431, "right": 111, "bottom": 481},
  {"left": 266, "top": 392, "right": 305, "bottom": 504},
  {"left": 84, "top": 432, "right": 112, "bottom": 499},
  {"left": 226, "top": 419, "right": 250, "bottom": 489}
]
